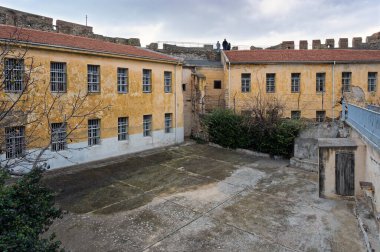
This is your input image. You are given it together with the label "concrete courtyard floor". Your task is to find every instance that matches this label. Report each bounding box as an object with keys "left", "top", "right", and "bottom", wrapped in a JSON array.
[{"left": 43, "top": 142, "right": 366, "bottom": 252}]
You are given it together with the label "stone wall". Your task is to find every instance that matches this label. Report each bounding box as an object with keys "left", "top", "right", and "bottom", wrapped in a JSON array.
[
  {"left": 0, "top": 6, "right": 141, "bottom": 47},
  {"left": 148, "top": 43, "right": 220, "bottom": 61},
  {"left": 267, "top": 32, "right": 380, "bottom": 50},
  {"left": 0, "top": 6, "right": 53, "bottom": 31}
]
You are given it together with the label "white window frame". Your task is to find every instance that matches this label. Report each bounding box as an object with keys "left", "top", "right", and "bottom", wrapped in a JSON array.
[
  {"left": 165, "top": 113, "right": 173, "bottom": 133},
  {"left": 316, "top": 111, "right": 326, "bottom": 122},
  {"left": 143, "top": 69, "right": 152, "bottom": 93},
  {"left": 88, "top": 65, "right": 100, "bottom": 92},
  {"left": 51, "top": 122, "right": 67, "bottom": 151},
  {"left": 50, "top": 62, "right": 67, "bottom": 92},
  {"left": 342, "top": 72, "right": 351, "bottom": 92},
  {"left": 4, "top": 58, "right": 24, "bottom": 92},
  {"left": 164, "top": 71, "right": 172, "bottom": 93},
  {"left": 117, "top": 68, "right": 128, "bottom": 93},
  {"left": 5, "top": 126, "right": 25, "bottom": 159},
  {"left": 368, "top": 72, "right": 377, "bottom": 92},
  {"left": 143, "top": 115, "right": 152, "bottom": 137},
  {"left": 266, "top": 73, "right": 275, "bottom": 93},
  {"left": 241, "top": 73, "right": 251, "bottom": 93},
  {"left": 118, "top": 117, "right": 129, "bottom": 141},
  {"left": 88, "top": 119, "right": 100, "bottom": 146},
  {"left": 316, "top": 73, "right": 326, "bottom": 93},
  {"left": 291, "top": 73, "right": 300, "bottom": 93}
]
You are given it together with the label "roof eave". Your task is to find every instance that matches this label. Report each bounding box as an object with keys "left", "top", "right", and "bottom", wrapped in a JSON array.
[
  {"left": 0, "top": 38, "right": 181, "bottom": 64},
  {"left": 229, "top": 60, "right": 380, "bottom": 64}
]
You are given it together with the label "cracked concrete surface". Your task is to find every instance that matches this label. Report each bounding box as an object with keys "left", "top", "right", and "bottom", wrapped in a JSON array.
[{"left": 43, "top": 142, "right": 366, "bottom": 251}]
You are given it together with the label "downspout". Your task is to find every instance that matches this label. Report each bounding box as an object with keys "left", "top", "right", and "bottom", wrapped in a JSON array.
[
  {"left": 228, "top": 61, "right": 231, "bottom": 109},
  {"left": 332, "top": 61, "right": 336, "bottom": 120},
  {"left": 174, "top": 62, "right": 178, "bottom": 143}
]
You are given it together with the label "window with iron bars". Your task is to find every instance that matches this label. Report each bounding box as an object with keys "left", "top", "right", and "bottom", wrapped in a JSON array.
[
  {"left": 50, "top": 62, "right": 67, "bottom": 92},
  {"left": 291, "top": 73, "right": 300, "bottom": 93},
  {"left": 5, "top": 126, "right": 25, "bottom": 159},
  {"left": 117, "top": 68, "right": 128, "bottom": 93},
  {"left": 88, "top": 65, "right": 100, "bottom": 92},
  {"left": 51, "top": 122, "right": 67, "bottom": 151},
  {"left": 291, "top": 110, "right": 301, "bottom": 120},
  {"left": 241, "top": 73, "right": 251, "bottom": 93},
  {"left": 4, "top": 58, "right": 24, "bottom": 92},
  {"left": 143, "top": 69, "right": 152, "bottom": 93},
  {"left": 316, "top": 111, "right": 326, "bottom": 122},
  {"left": 266, "top": 73, "right": 275, "bottom": 93},
  {"left": 316, "top": 73, "right": 326, "bottom": 92},
  {"left": 118, "top": 117, "right": 129, "bottom": 141},
  {"left": 342, "top": 72, "right": 351, "bottom": 92},
  {"left": 165, "top": 113, "right": 172, "bottom": 133},
  {"left": 88, "top": 119, "right": 100, "bottom": 146},
  {"left": 164, "top": 71, "right": 172, "bottom": 93},
  {"left": 143, "top": 115, "right": 152, "bottom": 137},
  {"left": 368, "top": 72, "right": 377, "bottom": 92}
]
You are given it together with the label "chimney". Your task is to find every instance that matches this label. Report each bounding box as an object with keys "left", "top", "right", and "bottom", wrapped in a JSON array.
[
  {"left": 338, "top": 38, "right": 348, "bottom": 49},
  {"left": 299, "top": 40, "right": 308, "bottom": 50},
  {"left": 312, "top": 40, "right": 321, "bottom": 49}
]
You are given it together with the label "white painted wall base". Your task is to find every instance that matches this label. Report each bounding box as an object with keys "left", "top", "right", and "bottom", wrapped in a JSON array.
[{"left": 1, "top": 127, "right": 184, "bottom": 172}]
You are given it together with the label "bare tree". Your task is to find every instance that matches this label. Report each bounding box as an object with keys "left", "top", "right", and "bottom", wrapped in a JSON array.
[{"left": 0, "top": 27, "right": 110, "bottom": 173}]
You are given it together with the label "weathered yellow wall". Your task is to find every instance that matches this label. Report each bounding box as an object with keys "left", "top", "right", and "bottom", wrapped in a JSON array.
[
  {"left": 225, "top": 63, "right": 380, "bottom": 119},
  {"left": 5, "top": 47, "right": 183, "bottom": 148},
  {"left": 197, "top": 67, "right": 225, "bottom": 110}
]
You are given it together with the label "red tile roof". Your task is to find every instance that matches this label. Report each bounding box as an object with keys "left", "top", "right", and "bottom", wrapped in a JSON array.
[
  {"left": 0, "top": 25, "right": 178, "bottom": 63},
  {"left": 224, "top": 49, "right": 380, "bottom": 64}
]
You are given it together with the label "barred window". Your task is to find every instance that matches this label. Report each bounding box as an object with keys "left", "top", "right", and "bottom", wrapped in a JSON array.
[
  {"left": 291, "top": 111, "right": 301, "bottom": 120},
  {"left": 368, "top": 72, "right": 377, "bottom": 92},
  {"left": 291, "top": 73, "right": 300, "bottom": 93},
  {"left": 164, "top": 71, "right": 172, "bottom": 93},
  {"left": 4, "top": 58, "right": 24, "bottom": 92},
  {"left": 143, "top": 69, "right": 152, "bottom": 93},
  {"left": 266, "top": 73, "right": 275, "bottom": 93},
  {"left": 50, "top": 62, "right": 67, "bottom": 92},
  {"left": 88, "top": 65, "right": 100, "bottom": 92},
  {"left": 316, "top": 111, "right": 326, "bottom": 122},
  {"left": 165, "top": 113, "right": 172, "bottom": 133},
  {"left": 118, "top": 117, "right": 129, "bottom": 141},
  {"left": 143, "top": 115, "right": 152, "bottom": 137},
  {"left": 88, "top": 119, "right": 100, "bottom": 146},
  {"left": 5, "top": 126, "right": 25, "bottom": 159},
  {"left": 51, "top": 123, "right": 67, "bottom": 151},
  {"left": 342, "top": 72, "right": 351, "bottom": 92},
  {"left": 316, "top": 73, "right": 326, "bottom": 92},
  {"left": 117, "top": 68, "right": 128, "bottom": 93},
  {"left": 241, "top": 73, "right": 251, "bottom": 93}
]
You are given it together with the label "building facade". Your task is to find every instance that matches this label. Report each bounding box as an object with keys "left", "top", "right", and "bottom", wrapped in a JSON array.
[
  {"left": 221, "top": 49, "right": 380, "bottom": 121},
  {"left": 0, "top": 25, "right": 183, "bottom": 170}
]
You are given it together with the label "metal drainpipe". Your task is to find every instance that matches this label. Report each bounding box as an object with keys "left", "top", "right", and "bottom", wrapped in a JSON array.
[
  {"left": 174, "top": 63, "right": 178, "bottom": 143},
  {"left": 332, "top": 61, "right": 336, "bottom": 120},
  {"left": 228, "top": 61, "right": 231, "bottom": 108}
]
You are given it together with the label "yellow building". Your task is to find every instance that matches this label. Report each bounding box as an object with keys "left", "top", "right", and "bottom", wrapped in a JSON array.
[
  {"left": 0, "top": 25, "right": 183, "bottom": 170},
  {"left": 221, "top": 49, "right": 380, "bottom": 120}
]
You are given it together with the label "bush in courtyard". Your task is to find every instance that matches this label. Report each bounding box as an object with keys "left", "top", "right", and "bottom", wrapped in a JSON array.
[
  {"left": 0, "top": 167, "right": 63, "bottom": 252},
  {"left": 203, "top": 108, "right": 305, "bottom": 157},
  {"left": 204, "top": 109, "right": 250, "bottom": 149}
]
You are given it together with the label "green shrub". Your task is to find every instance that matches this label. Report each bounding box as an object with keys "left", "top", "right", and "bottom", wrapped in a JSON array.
[
  {"left": 204, "top": 109, "right": 250, "bottom": 149},
  {"left": 203, "top": 109, "right": 304, "bottom": 157},
  {"left": 0, "top": 167, "right": 62, "bottom": 252}
]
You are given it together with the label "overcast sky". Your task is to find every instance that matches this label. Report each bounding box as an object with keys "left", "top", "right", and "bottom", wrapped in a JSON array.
[{"left": 2, "top": 0, "right": 380, "bottom": 48}]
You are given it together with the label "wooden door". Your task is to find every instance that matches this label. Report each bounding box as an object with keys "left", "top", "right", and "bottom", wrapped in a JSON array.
[{"left": 335, "top": 152, "right": 355, "bottom": 196}]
